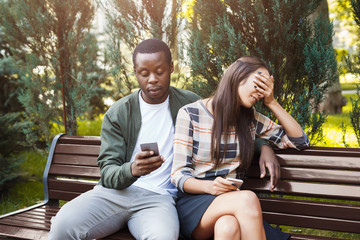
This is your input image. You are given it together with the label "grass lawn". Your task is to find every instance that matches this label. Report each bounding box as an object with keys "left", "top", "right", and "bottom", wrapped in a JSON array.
[{"left": 315, "top": 93, "right": 359, "bottom": 148}]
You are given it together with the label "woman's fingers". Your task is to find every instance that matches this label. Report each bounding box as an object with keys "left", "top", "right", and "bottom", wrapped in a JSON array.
[{"left": 212, "top": 177, "right": 238, "bottom": 195}]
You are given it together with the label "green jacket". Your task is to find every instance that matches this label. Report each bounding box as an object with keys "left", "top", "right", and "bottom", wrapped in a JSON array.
[{"left": 97, "top": 87, "right": 201, "bottom": 189}]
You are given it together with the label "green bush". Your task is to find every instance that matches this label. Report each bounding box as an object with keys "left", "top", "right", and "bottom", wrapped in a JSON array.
[{"left": 0, "top": 113, "right": 27, "bottom": 191}]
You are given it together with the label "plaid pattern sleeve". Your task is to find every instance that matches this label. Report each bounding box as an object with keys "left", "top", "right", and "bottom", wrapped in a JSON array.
[
  {"left": 253, "top": 111, "right": 310, "bottom": 150},
  {"left": 171, "top": 107, "right": 197, "bottom": 192}
]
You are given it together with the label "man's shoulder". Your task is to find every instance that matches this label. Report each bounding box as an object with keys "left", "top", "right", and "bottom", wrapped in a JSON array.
[
  {"left": 106, "top": 90, "right": 139, "bottom": 116},
  {"left": 169, "top": 86, "right": 200, "bottom": 103}
]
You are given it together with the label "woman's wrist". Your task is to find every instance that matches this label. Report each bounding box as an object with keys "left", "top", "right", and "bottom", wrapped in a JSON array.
[{"left": 264, "top": 98, "right": 278, "bottom": 108}]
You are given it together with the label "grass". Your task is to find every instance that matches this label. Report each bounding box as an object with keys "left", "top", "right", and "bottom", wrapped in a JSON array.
[
  {"left": 342, "top": 82, "right": 359, "bottom": 90},
  {"left": 0, "top": 151, "right": 46, "bottom": 215},
  {"left": 315, "top": 93, "right": 359, "bottom": 147}
]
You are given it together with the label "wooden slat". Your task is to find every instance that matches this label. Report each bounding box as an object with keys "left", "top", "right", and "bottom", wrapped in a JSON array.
[
  {"left": 243, "top": 179, "right": 360, "bottom": 200},
  {"left": 290, "top": 234, "right": 341, "bottom": 240},
  {"left": 58, "top": 135, "right": 101, "bottom": 145},
  {"left": 49, "top": 164, "right": 100, "bottom": 178},
  {"left": 280, "top": 167, "right": 360, "bottom": 184},
  {"left": 0, "top": 225, "right": 48, "bottom": 240},
  {"left": 274, "top": 146, "right": 360, "bottom": 157},
  {"left": 48, "top": 189, "right": 84, "bottom": 201},
  {"left": 289, "top": 234, "right": 347, "bottom": 240},
  {"left": 53, "top": 154, "right": 98, "bottom": 166},
  {"left": 263, "top": 211, "right": 360, "bottom": 233},
  {"left": 247, "top": 166, "right": 360, "bottom": 184},
  {"left": 0, "top": 218, "right": 49, "bottom": 230},
  {"left": 54, "top": 143, "right": 100, "bottom": 156},
  {"left": 260, "top": 198, "right": 360, "bottom": 221},
  {"left": 48, "top": 178, "right": 97, "bottom": 193},
  {"left": 276, "top": 154, "right": 360, "bottom": 170}
]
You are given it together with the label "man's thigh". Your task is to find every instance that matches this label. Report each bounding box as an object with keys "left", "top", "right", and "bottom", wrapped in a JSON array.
[
  {"left": 128, "top": 193, "right": 179, "bottom": 240},
  {"left": 49, "top": 185, "right": 133, "bottom": 240}
]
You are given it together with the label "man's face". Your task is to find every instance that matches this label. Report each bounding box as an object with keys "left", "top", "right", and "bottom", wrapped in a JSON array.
[{"left": 134, "top": 51, "right": 173, "bottom": 104}]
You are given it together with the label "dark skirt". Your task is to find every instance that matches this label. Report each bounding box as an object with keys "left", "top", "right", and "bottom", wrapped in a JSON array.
[
  {"left": 176, "top": 190, "right": 290, "bottom": 240},
  {"left": 176, "top": 191, "right": 216, "bottom": 239}
]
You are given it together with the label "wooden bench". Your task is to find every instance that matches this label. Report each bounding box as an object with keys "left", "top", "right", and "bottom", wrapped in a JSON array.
[{"left": 0, "top": 133, "right": 359, "bottom": 240}]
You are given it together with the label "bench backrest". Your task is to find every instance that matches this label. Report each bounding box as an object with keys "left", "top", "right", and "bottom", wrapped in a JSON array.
[
  {"left": 44, "top": 134, "right": 101, "bottom": 203},
  {"left": 243, "top": 146, "right": 360, "bottom": 234},
  {"left": 44, "top": 134, "right": 360, "bottom": 234}
]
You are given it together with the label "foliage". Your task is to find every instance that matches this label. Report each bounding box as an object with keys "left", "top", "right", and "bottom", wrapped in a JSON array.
[
  {"left": 329, "top": 0, "right": 360, "bottom": 75},
  {"left": 186, "top": 0, "right": 338, "bottom": 144},
  {"left": 0, "top": 0, "right": 101, "bottom": 142},
  {"left": 0, "top": 35, "right": 28, "bottom": 190},
  {"left": 346, "top": 0, "right": 360, "bottom": 147},
  {"left": 0, "top": 113, "right": 27, "bottom": 191},
  {"left": 0, "top": 56, "right": 23, "bottom": 113},
  {"left": 349, "top": 86, "right": 360, "bottom": 146},
  {"left": 100, "top": 0, "right": 187, "bottom": 100}
]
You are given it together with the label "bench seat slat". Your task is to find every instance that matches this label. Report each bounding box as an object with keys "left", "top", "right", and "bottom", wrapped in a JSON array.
[
  {"left": 0, "top": 218, "right": 49, "bottom": 230},
  {"left": 0, "top": 225, "right": 49, "bottom": 240}
]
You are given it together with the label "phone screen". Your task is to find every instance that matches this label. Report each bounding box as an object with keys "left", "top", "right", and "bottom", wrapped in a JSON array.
[{"left": 140, "top": 142, "right": 160, "bottom": 156}]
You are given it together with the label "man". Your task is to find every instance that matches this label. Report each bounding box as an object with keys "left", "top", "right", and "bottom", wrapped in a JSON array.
[{"left": 49, "top": 38, "right": 280, "bottom": 240}]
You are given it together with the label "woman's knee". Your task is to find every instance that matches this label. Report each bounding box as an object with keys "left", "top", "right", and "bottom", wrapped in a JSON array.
[
  {"left": 237, "top": 190, "right": 262, "bottom": 218},
  {"left": 214, "top": 215, "right": 240, "bottom": 239}
]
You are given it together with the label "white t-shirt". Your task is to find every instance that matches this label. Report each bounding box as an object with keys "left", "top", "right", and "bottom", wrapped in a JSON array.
[{"left": 130, "top": 92, "right": 177, "bottom": 196}]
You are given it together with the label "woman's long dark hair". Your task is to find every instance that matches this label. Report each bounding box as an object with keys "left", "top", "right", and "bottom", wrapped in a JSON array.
[{"left": 211, "top": 56, "right": 270, "bottom": 170}]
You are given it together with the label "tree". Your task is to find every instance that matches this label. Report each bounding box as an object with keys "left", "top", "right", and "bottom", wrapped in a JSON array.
[
  {"left": 186, "top": 0, "right": 338, "bottom": 144},
  {"left": 0, "top": 0, "right": 100, "bottom": 142},
  {"left": 313, "top": 0, "right": 346, "bottom": 114},
  {"left": 0, "top": 32, "right": 27, "bottom": 190},
  {"left": 348, "top": 0, "right": 360, "bottom": 147}
]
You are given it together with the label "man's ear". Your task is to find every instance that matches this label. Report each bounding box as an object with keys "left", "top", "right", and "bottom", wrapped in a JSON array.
[{"left": 170, "top": 61, "right": 174, "bottom": 73}]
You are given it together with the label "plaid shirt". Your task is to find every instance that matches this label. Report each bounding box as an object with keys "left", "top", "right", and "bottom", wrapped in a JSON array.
[{"left": 171, "top": 100, "right": 310, "bottom": 192}]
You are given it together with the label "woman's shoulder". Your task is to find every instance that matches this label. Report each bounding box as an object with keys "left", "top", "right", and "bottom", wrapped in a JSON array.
[{"left": 181, "top": 99, "right": 203, "bottom": 111}]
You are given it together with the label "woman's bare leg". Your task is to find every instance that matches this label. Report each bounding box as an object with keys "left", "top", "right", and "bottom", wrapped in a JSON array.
[
  {"left": 214, "top": 215, "right": 240, "bottom": 240},
  {"left": 191, "top": 190, "right": 265, "bottom": 240}
]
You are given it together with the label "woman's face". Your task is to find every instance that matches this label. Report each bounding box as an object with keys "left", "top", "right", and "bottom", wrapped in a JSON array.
[{"left": 237, "top": 67, "right": 270, "bottom": 108}]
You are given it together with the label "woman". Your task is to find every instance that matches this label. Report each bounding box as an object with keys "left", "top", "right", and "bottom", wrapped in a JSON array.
[{"left": 171, "top": 56, "right": 309, "bottom": 240}]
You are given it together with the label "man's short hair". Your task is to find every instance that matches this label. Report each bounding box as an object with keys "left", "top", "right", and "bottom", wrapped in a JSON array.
[{"left": 133, "top": 38, "right": 172, "bottom": 67}]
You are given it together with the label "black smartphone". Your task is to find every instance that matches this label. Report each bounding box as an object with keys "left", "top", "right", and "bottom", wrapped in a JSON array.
[{"left": 140, "top": 142, "right": 160, "bottom": 156}]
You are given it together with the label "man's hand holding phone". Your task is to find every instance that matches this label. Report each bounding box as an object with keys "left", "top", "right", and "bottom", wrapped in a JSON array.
[{"left": 131, "top": 142, "right": 164, "bottom": 177}]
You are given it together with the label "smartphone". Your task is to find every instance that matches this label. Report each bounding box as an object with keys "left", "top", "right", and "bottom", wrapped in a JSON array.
[
  {"left": 140, "top": 142, "right": 160, "bottom": 156},
  {"left": 226, "top": 177, "right": 244, "bottom": 189}
]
